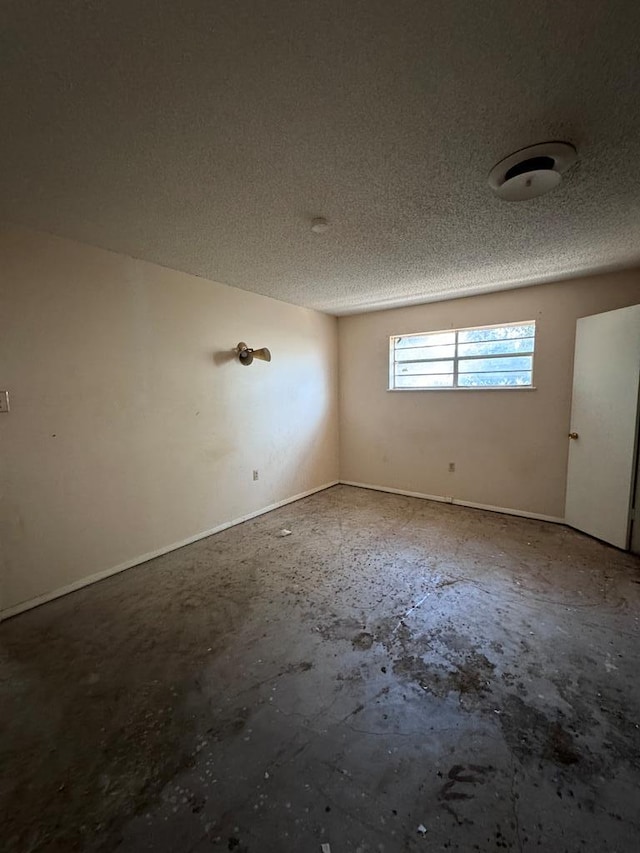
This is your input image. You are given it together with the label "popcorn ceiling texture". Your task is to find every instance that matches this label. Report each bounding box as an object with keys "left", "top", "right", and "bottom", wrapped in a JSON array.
[{"left": 2, "top": 0, "right": 640, "bottom": 314}]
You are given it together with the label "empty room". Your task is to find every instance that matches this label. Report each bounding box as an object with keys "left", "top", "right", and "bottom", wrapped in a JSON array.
[{"left": 2, "top": 2, "right": 640, "bottom": 852}]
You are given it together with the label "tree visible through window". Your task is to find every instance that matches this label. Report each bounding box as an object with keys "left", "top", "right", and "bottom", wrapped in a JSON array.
[{"left": 389, "top": 322, "right": 536, "bottom": 389}]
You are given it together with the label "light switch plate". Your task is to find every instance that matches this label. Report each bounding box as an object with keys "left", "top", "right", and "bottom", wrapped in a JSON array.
[{"left": 0, "top": 391, "right": 10, "bottom": 412}]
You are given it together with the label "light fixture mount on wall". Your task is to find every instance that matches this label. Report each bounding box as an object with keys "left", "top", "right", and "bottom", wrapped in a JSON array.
[
  {"left": 236, "top": 341, "right": 272, "bottom": 366},
  {"left": 488, "top": 141, "right": 577, "bottom": 201}
]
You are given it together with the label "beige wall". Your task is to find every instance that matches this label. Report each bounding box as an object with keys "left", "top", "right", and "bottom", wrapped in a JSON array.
[
  {"left": 339, "top": 270, "right": 640, "bottom": 519},
  {"left": 0, "top": 226, "right": 339, "bottom": 614}
]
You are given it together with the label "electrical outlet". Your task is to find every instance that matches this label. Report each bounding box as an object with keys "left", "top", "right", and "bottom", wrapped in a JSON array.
[
  {"left": 448, "top": 462, "right": 455, "bottom": 473},
  {"left": 0, "top": 391, "right": 9, "bottom": 413},
  {"left": 253, "top": 469, "right": 259, "bottom": 481}
]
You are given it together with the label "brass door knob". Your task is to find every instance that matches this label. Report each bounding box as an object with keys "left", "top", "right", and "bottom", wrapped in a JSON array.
[{"left": 568, "top": 432, "right": 579, "bottom": 439}]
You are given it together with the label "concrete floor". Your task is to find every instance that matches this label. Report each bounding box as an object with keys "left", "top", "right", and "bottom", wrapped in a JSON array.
[{"left": 2, "top": 485, "right": 640, "bottom": 853}]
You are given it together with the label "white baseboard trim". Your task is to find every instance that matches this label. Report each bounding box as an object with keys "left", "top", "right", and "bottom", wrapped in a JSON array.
[
  {"left": 0, "top": 480, "right": 339, "bottom": 623},
  {"left": 339, "top": 480, "right": 565, "bottom": 524}
]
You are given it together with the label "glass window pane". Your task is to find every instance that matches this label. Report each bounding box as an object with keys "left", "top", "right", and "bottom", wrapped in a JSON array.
[
  {"left": 396, "top": 344, "right": 456, "bottom": 361},
  {"left": 391, "top": 322, "right": 536, "bottom": 389},
  {"left": 458, "top": 356, "right": 533, "bottom": 373},
  {"left": 396, "top": 360, "right": 454, "bottom": 376},
  {"left": 395, "top": 331, "right": 455, "bottom": 349},
  {"left": 457, "top": 371, "right": 532, "bottom": 387},
  {"left": 395, "top": 374, "right": 454, "bottom": 388},
  {"left": 458, "top": 324, "right": 535, "bottom": 343},
  {"left": 457, "top": 338, "right": 534, "bottom": 357}
]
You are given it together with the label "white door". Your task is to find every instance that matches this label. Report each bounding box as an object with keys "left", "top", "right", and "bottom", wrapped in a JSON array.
[
  {"left": 565, "top": 304, "right": 640, "bottom": 549},
  {"left": 632, "top": 445, "right": 640, "bottom": 555}
]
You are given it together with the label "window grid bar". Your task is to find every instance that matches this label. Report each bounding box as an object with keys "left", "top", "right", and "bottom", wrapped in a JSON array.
[
  {"left": 398, "top": 371, "right": 531, "bottom": 379},
  {"left": 395, "top": 351, "right": 533, "bottom": 368},
  {"left": 458, "top": 368, "right": 531, "bottom": 376},
  {"left": 395, "top": 373, "right": 455, "bottom": 378},
  {"left": 457, "top": 328, "right": 534, "bottom": 341},
  {"left": 453, "top": 330, "right": 459, "bottom": 387},
  {"left": 457, "top": 351, "right": 534, "bottom": 359},
  {"left": 394, "top": 360, "right": 455, "bottom": 367}
]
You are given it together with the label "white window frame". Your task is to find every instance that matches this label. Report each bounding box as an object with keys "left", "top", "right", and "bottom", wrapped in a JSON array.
[{"left": 388, "top": 321, "right": 537, "bottom": 391}]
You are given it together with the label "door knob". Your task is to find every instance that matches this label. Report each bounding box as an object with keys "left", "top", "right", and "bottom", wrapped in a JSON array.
[{"left": 568, "top": 432, "right": 579, "bottom": 439}]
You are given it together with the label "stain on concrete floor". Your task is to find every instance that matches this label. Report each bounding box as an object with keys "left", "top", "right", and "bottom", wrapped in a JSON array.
[{"left": 1, "top": 485, "right": 639, "bottom": 852}]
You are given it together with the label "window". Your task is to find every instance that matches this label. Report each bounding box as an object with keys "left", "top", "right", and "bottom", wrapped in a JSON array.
[{"left": 389, "top": 322, "right": 536, "bottom": 390}]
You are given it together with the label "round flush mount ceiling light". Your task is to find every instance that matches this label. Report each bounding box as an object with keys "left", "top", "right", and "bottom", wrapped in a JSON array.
[
  {"left": 488, "top": 141, "right": 577, "bottom": 202},
  {"left": 311, "top": 217, "right": 329, "bottom": 233}
]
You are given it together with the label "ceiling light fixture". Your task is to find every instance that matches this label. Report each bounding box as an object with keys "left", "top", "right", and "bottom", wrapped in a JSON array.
[{"left": 488, "top": 141, "right": 577, "bottom": 202}]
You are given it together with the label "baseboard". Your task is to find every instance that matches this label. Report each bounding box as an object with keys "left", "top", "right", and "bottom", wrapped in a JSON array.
[
  {"left": 0, "top": 480, "right": 339, "bottom": 622},
  {"left": 339, "top": 480, "right": 565, "bottom": 524}
]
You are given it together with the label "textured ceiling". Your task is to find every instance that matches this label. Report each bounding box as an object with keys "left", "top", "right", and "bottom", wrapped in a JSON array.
[{"left": 2, "top": 1, "right": 640, "bottom": 314}]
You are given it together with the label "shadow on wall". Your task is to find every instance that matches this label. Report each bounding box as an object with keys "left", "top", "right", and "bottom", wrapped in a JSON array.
[{"left": 212, "top": 348, "right": 237, "bottom": 366}]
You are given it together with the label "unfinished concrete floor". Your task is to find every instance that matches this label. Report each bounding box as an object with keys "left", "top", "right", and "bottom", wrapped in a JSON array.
[{"left": 2, "top": 485, "right": 640, "bottom": 853}]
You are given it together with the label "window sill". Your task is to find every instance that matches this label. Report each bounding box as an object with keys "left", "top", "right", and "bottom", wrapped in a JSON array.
[{"left": 387, "top": 386, "right": 537, "bottom": 392}]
